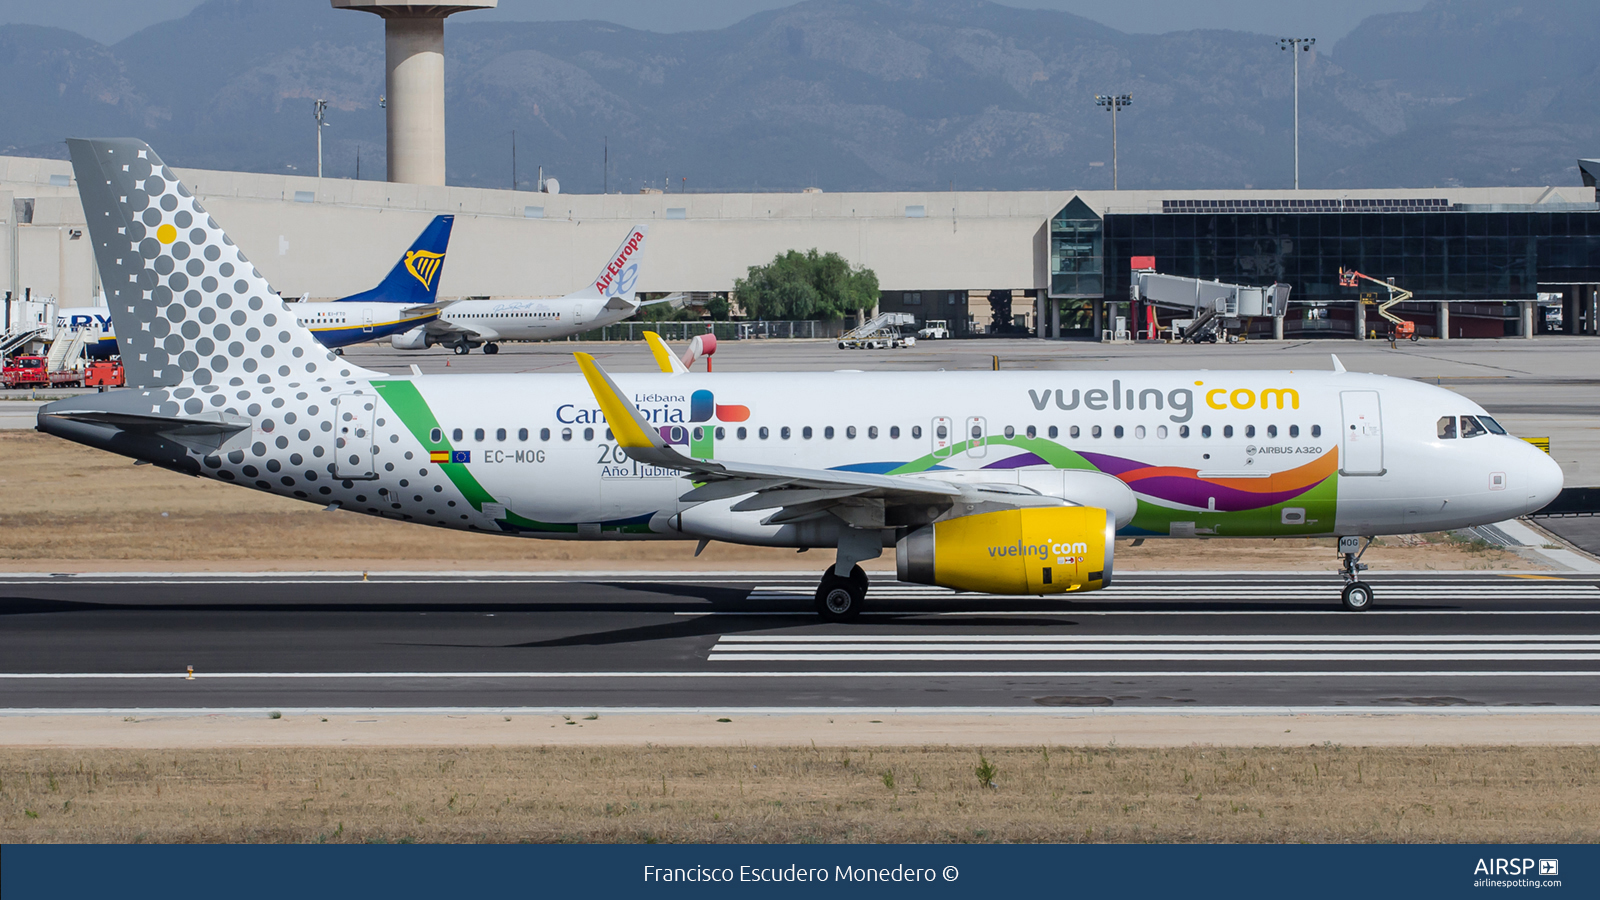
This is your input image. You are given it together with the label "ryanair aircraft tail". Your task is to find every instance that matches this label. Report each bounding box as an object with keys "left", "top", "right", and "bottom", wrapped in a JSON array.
[
  {"left": 66, "top": 137, "right": 378, "bottom": 389},
  {"left": 339, "top": 214, "right": 454, "bottom": 305},
  {"left": 565, "top": 224, "right": 649, "bottom": 305}
]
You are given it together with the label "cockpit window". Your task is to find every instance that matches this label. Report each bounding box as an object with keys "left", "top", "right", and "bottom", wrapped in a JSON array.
[
  {"left": 1460, "top": 415, "right": 1488, "bottom": 438},
  {"left": 1478, "top": 415, "right": 1507, "bottom": 435},
  {"left": 1437, "top": 416, "right": 1457, "bottom": 440}
]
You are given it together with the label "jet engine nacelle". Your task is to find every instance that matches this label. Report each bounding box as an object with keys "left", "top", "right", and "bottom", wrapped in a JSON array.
[
  {"left": 391, "top": 326, "right": 431, "bottom": 350},
  {"left": 897, "top": 506, "right": 1114, "bottom": 595}
]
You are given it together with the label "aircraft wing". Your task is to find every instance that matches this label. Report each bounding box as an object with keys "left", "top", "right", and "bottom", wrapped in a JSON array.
[
  {"left": 639, "top": 293, "right": 687, "bottom": 308},
  {"left": 424, "top": 318, "right": 499, "bottom": 341},
  {"left": 574, "top": 353, "right": 1061, "bottom": 528},
  {"left": 642, "top": 331, "right": 690, "bottom": 373}
]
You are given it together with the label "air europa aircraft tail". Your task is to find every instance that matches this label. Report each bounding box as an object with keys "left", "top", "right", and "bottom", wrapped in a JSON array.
[
  {"left": 565, "top": 224, "right": 649, "bottom": 304},
  {"left": 65, "top": 137, "right": 379, "bottom": 389},
  {"left": 339, "top": 214, "right": 454, "bottom": 305}
]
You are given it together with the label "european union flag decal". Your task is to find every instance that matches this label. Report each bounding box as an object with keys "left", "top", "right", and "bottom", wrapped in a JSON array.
[{"left": 451, "top": 450, "right": 471, "bottom": 464}]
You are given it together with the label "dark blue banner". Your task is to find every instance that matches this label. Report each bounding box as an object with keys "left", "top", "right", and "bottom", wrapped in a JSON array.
[{"left": 3, "top": 844, "right": 1592, "bottom": 899}]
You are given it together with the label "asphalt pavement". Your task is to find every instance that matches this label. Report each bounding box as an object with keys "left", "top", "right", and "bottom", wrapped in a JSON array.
[{"left": 2, "top": 572, "right": 1596, "bottom": 712}]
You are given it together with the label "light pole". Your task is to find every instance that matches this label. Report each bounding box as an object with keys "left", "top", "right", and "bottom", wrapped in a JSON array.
[
  {"left": 1278, "top": 37, "right": 1315, "bottom": 189},
  {"left": 313, "top": 98, "right": 329, "bottom": 179},
  {"left": 1095, "top": 93, "right": 1131, "bottom": 190}
]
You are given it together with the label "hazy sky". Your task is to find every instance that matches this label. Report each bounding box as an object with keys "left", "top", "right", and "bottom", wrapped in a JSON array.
[{"left": 0, "top": 0, "right": 1427, "bottom": 47}]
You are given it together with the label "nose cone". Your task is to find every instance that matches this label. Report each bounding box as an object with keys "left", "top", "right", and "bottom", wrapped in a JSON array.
[{"left": 1522, "top": 443, "right": 1565, "bottom": 515}]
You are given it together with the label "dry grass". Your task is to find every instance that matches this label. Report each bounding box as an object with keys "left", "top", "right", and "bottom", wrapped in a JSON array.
[
  {"left": 1, "top": 431, "right": 1536, "bottom": 571},
  {"left": 2, "top": 745, "right": 1596, "bottom": 843}
]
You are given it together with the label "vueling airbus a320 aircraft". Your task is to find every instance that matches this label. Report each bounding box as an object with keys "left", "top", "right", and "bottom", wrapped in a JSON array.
[{"left": 42, "top": 139, "right": 1563, "bottom": 617}]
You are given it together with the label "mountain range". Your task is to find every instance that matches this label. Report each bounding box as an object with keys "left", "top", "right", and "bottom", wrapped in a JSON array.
[{"left": 2, "top": 0, "right": 1597, "bottom": 193}]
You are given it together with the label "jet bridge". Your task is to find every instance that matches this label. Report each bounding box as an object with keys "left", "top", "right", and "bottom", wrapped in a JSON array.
[{"left": 1131, "top": 271, "right": 1291, "bottom": 343}]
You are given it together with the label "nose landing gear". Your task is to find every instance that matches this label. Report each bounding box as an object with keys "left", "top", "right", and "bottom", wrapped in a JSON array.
[{"left": 1338, "top": 535, "right": 1374, "bottom": 611}]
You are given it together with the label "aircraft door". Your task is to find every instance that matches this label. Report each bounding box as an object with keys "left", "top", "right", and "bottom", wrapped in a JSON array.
[
  {"left": 333, "top": 394, "right": 377, "bottom": 479},
  {"left": 1339, "top": 390, "right": 1385, "bottom": 475},
  {"left": 362, "top": 306, "right": 374, "bottom": 333},
  {"left": 965, "top": 416, "right": 988, "bottom": 458},
  {"left": 931, "top": 416, "right": 953, "bottom": 458}
]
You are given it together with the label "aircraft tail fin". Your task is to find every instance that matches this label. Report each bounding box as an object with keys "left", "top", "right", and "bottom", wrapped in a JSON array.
[
  {"left": 340, "top": 214, "right": 454, "bottom": 304},
  {"left": 565, "top": 224, "right": 649, "bottom": 303},
  {"left": 67, "top": 137, "right": 379, "bottom": 389}
]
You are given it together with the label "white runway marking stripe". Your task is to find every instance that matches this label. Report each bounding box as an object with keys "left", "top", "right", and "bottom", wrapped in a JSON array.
[
  {"left": 751, "top": 584, "right": 1600, "bottom": 600},
  {"left": 709, "top": 632, "right": 1600, "bottom": 663},
  {"left": 1, "top": 670, "right": 1598, "bottom": 679}
]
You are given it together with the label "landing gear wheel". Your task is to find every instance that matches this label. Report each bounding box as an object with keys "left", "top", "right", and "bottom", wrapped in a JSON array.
[
  {"left": 453, "top": 343, "right": 471, "bottom": 355},
  {"left": 484, "top": 342, "right": 499, "bottom": 355},
  {"left": 1341, "top": 581, "right": 1375, "bottom": 612},
  {"left": 815, "top": 565, "right": 868, "bottom": 620}
]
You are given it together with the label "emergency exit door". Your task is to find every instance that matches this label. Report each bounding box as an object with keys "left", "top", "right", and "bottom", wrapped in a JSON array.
[
  {"left": 1339, "top": 390, "right": 1385, "bottom": 475},
  {"left": 333, "top": 394, "right": 377, "bottom": 479}
]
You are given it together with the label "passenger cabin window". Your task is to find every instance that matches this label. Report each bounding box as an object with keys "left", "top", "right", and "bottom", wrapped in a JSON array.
[
  {"left": 430, "top": 428, "right": 442, "bottom": 443},
  {"left": 581, "top": 427, "right": 594, "bottom": 441},
  {"left": 1179, "top": 425, "right": 1190, "bottom": 438},
  {"left": 1134, "top": 425, "right": 1146, "bottom": 439},
  {"left": 1289, "top": 425, "right": 1299, "bottom": 438},
  {"left": 518, "top": 428, "right": 528, "bottom": 441},
  {"left": 1091, "top": 425, "right": 1102, "bottom": 438},
  {"left": 1004, "top": 426, "right": 1015, "bottom": 439},
  {"left": 868, "top": 426, "right": 878, "bottom": 439},
  {"left": 846, "top": 426, "right": 857, "bottom": 439},
  {"left": 1311, "top": 425, "right": 1322, "bottom": 438},
  {"left": 1026, "top": 425, "right": 1037, "bottom": 439},
  {"left": 540, "top": 428, "right": 550, "bottom": 441},
  {"left": 936, "top": 424, "right": 948, "bottom": 440},
  {"left": 1437, "top": 416, "right": 1457, "bottom": 440},
  {"left": 715, "top": 427, "right": 726, "bottom": 439},
  {"left": 496, "top": 428, "right": 507, "bottom": 441},
  {"left": 824, "top": 426, "right": 834, "bottom": 439},
  {"left": 1266, "top": 425, "right": 1277, "bottom": 438},
  {"left": 759, "top": 427, "right": 770, "bottom": 439},
  {"left": 1113, "top": 425, "right": 1124, "bottom": 438},
  {"left": 474, "top": 428, "right": 485, "bottom": 442},
  {"left": 1244, "top": 425, "right": 1256, "bottom": 438},
  {"left": 1223, "top": 425, "right": 1234, "bottom": 438},
  {"left": 1069, "top": 426, "right": 1079, "bottom": 439},
  {"left": 1048, "top": 426, "right": 1058, "bottom": 439},
  {"left": 781, "top": 427, "right": 791, "bottom": 440},
  {"left": 561, "top": 428, "right": 572, "bottom": 441},
  {"left": 1460, "top": 416, "right": 1488, "bottom": 438},
  {"left": 452, "top": 428, "right": 464, "bottom": 442},
  {"left": 1201, "top": 425, "right": 1212, "bottom": 438},
  {"left": 889, "top": 426, "right": 900, "bottom": 439},
  {"left": 803, "top": 426, "right": 813, "bottom": 439},
  {"left": 911, "top": 426, "right": 922, "bottom": 439},
  {"left": 737, "top": 427, "right": 747, "bottom": 439}
]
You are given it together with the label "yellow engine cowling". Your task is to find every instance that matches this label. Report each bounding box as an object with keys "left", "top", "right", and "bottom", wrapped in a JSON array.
[{"left": 896, "top": 506, "right": 1115, "bottom": 594}]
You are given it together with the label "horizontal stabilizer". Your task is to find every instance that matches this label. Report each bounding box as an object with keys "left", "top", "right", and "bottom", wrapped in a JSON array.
[{"left": 41, "top": 409, "right": 251, "bottom": 454}]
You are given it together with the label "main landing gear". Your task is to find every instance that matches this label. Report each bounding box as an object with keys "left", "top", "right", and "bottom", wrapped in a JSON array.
[
  {"left": 452, "top": 341, "right": 471, "bottom": 355},
  {"left": 1338, "top": 535, "right": 1375, "bottom": 611},
  {"left": 483, "top": 342, "right": 499, "bottom": 355},
  {"left": 815, "top": 565, "right": 870, "bottom": 620}
]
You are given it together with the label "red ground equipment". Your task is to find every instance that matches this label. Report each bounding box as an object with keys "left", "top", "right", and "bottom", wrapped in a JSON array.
[
  {"left": 3, "top": 355, "right": 83, "bottom": 388},
  {"left": 84, "top": 360, "right": 125, "bottom": 389},
  {"left": 1340, "top": 268, "right": 1417, "bottom": 343}
]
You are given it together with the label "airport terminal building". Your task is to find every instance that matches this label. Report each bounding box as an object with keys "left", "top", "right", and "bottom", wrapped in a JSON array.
[{"left": 4, "top": 152, "right": 1599, "bottom": 341}]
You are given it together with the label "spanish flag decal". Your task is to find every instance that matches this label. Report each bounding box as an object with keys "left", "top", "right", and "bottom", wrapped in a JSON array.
[{"left": 429, "top": 450, "right": 450, "bottom": 463}]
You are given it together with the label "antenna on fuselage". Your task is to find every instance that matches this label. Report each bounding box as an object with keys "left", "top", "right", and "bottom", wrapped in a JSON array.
[{"left": 1330, "top": 354, "right": 1346, "bottom": 374}]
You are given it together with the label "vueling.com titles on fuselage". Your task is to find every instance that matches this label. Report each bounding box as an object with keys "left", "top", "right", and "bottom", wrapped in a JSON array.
[{"left": 1027, "top": 381, "right": 1301, "bottom": 423}]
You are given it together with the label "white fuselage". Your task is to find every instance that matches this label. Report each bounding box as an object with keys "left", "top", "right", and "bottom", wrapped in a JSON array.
[
  {"left": 137, "top": 368, "right": 1560, "bottom": 545},
  {"left": 423, "top": 296, "right": 637, "bottom": 346}
]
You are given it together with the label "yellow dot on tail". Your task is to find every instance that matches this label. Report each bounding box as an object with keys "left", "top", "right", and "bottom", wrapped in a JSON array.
[{"left": 156, "top": 223, "right": 177, "bottom": 244}]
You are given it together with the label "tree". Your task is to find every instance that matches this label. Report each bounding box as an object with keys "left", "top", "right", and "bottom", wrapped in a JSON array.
[{"left": 733, "top": 249, "right": 878, "bottom": 320}]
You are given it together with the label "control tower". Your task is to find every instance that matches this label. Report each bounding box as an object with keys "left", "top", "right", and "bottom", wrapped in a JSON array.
[{"left": 332, "top": 1, "right": 497, "bottom": 186}]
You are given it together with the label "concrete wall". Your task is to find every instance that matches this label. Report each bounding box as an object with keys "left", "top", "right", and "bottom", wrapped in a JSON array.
[{"left": 1, "top": 154, "right": 1590, "bottom": 307}]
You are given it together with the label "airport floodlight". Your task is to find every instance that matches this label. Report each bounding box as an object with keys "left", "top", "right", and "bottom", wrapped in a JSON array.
[
  {"left": 1277, "top": 37, "right": 1316, "bottom": 189},
  {"left": 1094, "top": 93, "right": 1132, "bottom": 190},
  {"left": 313, "top": 99, "right": 329, "bottom": 180}
]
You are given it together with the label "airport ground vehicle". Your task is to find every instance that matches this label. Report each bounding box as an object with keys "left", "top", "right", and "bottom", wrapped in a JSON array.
[
  {"left": 839, "top": 312, "right": 917, "bottom": 349},
  {"left": 917, "top": 320, "right": 951, "bottom": 339},
  {"left": 41, "top": 139, "right": 1565, "bottom": 621},
  {"left": 84, "top": 360, "right": 125, "bottom": 389},
  {"left": 1340, "top": 268, "right": 1418, "bottom": 343},
  {"left": 3, "top": 355, "right": 81, "bottom": 388}
]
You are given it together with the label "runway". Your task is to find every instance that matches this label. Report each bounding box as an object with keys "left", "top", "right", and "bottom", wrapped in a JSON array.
[{"left": 2, "top": 572, "right": 1598, "bottom": 712}]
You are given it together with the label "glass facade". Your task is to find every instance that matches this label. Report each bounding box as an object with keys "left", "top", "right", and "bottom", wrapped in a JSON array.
[
  {"left": 1049, "top": 197, "right": 1103, "bottom": 297},
  {"left": 1049, "top": 200, "right": 1600, "bottom": 302}
]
